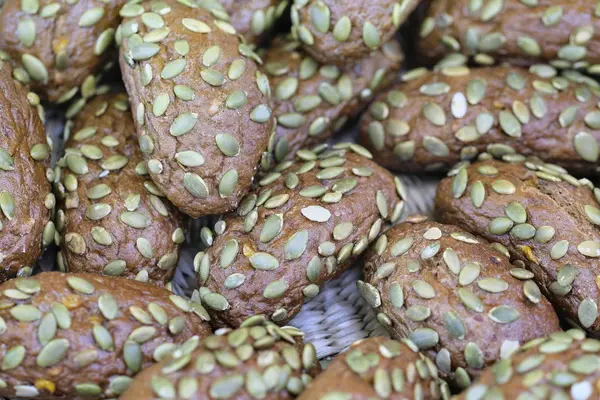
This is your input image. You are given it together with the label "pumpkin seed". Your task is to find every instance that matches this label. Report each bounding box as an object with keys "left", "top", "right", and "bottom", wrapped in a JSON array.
[
  {"left": 489, "top": 305, "right": 520, "bottom": 323},
  {"left": 263, "top": 280, "right": 288, "bottom": 299},
  {"left": 183, "top": 173, "right": 209, "bottom": 198},
  {"left": 285, "top": 230, "right": 308, "bottom": 260},
  {"left": 551, "top": 240, "right": 569, "bottom": 259},
  {"left": 578, "top": 298, "right": 598, "bottom": 328},
  {"left": 574, "top": 132, "right": 599, "bottom": 162},
  {"left": 215, "top": 133, "right": 240, "bottom": 156},
  {"left": 250, "top": 253, "right": 279, "bottom": 270},
  {"left": 37, "top": 338, "right": 69, "bottom": 367},
  {"left": 409, "top": 328, "right": 439, "bottom": 350},
  {"left": 458, "top": 288, "right": 484, "bottom": 312}
]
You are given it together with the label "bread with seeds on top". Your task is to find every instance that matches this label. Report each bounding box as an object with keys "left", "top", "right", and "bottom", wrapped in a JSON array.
[
  {"left": 120, "top": 314, "right": 320, "bottom": 400},
  {"left": 55, "top": 93, "right": 184, "bottom": 287},
  {"left": 196, "top": 143, "right": 406, "bottom": 328},
  {"left": 262, "top": 35, "right": 404, "bottom": 164},
  {"left": 418, "top": 0, "right": 600, "bottom": 69},
  {"left": 220, "top": 0, "right": 289, "bottom": 45},
  {"left": 118, "top": 0, "right": 275, "bottom": 218},
  {"left": 0, "top": 272, "right": 212, "bottom": 399},
  {"left": 0, "top": 60, "right": 52, "bottom": 282},
  {"left": 298, "top": 336, "right": 449, "bottom": 400},
  {"left": 0, "top": 0, "right": 124, "bottom": 103},
  {"left": 456, "top": 329, "right": 600, "bottom": 400},
  {"left": 436, "top": 157, "right": 600, "bottom": 336},
  {"left": 360, "top": 219, "right": 560, "bottom": 389},
  {"left": 358, "top": 65, "right": 600, "bottom": 175},
  {"left": 291, "top": 0, "right": 420, "bottom": 65}
]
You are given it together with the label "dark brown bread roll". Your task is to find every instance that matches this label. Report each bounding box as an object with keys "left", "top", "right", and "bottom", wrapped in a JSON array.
[
  {"left": 298, "top": 336, "right": 449, "bottom": 400},
  {"left": 55, "top": 93, "right": 184, "bottom": 287},
  {"left": 118, "top": 0, "right": 275, "bottom": 218},
  {"left": 120, "top": 314, "right": 320, "bottom": 400},
  {"left": 0, "top": 60, "right": 52, "bottom": 282},
  {"left": 436, "top": 157, "right": 600, "bottom": 336},
  {"left": 220, "top": 0, "right": 289, "bottom": 45},
  {"left": 262, "top": 36, "right": 404, "bottom": 164},
  {"left": 291, "top": 0, "right": 419, "bottom": 65},
  {"left": 196, "top": 143, "right": 406, "bottom": 328},
  {"left": 360, "top": 220, "right": 560, "bottom": 389},
  {"left": 455, "top": 329, "right": 600, "bottom": 400},
  {"left": 0, "top": 272, "right": 212, "bottom": 399},
  {"left": 358, "top": 65, "right": 600, "bottom": 175},
  {"left": 418, "top": 0, "right": 600, "bottom": 70},
  {"left": 0, "top": 0, "right": 123, "bottom": 103}
]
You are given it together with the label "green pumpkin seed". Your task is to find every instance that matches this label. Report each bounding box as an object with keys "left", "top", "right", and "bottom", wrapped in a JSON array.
[
  {"left": 333, "top": 16, "right": 351, "bottom": 41},
  {"left": 250, "top": 253, "right": 279, "bottom": 270},
  {"left": 579, "top": 298, "right": 598, "bottom": 328},
  {"left": 467, "top": 79, "right": 487, "bottom": 104},
  {"left": 489, "top": 306, "right": 520, "bottom": 323},
  {"left": 409, "top": 328, "right": 439, "bottom": 350},
  {"left": 183, "top": 173, "right": 209, "bottom": 198},
  {"left": 511, "top": 223, "right": 536, "bottom": 240},
  {"left": 0, "top": 191, "right": 16, "bottom": 220},
  {"left": 458, "top": 288, "right": 484, "bottom": 312},
  {"left": 452, "top": 168, "right": 468, "bottom": 198},
  {"left": 260, "top": 214, "right": 283, "bottom": 243},
  {"left": 412, "top": 280, "right": 436, "bottom": 299},
  {"left": 423, "top": 103, "right": 446, "bottom": 126},
  {"left": 103, "top": 260, "right": 126, "bottom": 276},
  {"left": 170, "top": 113, "right": 197, "bottom": 136},
  {"left": 443, "top": 311, "right": 465, "bottom": 339},
  {"left": 2, "top": 345, "right": 25, "bottom": 370},
  {"left": 10, "top": 304, "right": 42, "bottom": 321},
  {"left": 459, "top": 262, "right": 481, "bottom": 286},
  {"left": 67, "top": 276, "right": 95, "bottom": 294},
  {"left": 551, "top": 240, "right": 569, "bottom": 259},
  {"left": 215, "top": 133, "right": 240, "bottom": 156},
  {"left": 523, "top": 280, "right": 542, "bottom": 304},
  {"left": 119, "top": 211, "right": 148, "bottom": 229},
  {"left": 79, "top": 7, "right": 104, "bottom": 26},
  {"left": 534, "top": 226, "right": 555, "bottom": 243},
  {"left": 578, "top": 240, "right": 600, "bottom": 257},
  {"left": 285, "top": 230, "right": 308, "bottom": 260},
  {"left": 557, "top": 264, "right": 579, "bottom": 287},
  {"left": 37, "top": 338, "right": 69, "bottom": 367},
  {"left": 263, "top": 280, "right": 288, "bottom": 299},
  {"left": 391, "top": 236, "right": 414, "bottom": 257},
  {"left": 175, "top": 151, "right": 204, "bottom": 167},
  {"left": 219, "top": 169, "right": 238, "bottom": 197},
  {"left": 478, "top": 278, "right": 508, "bottom": 293},
  {"left": 574, "top": 132, "right": 599, "bottom": 162}
]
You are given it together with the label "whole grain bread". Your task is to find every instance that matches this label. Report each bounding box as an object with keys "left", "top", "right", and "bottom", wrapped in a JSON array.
[
  {"left": 298, "top": 336, "right": 449, "bottom": 400},
  {"left": 358, "top": 65, "right": 600, "bottom": 175},
  {"left": 55, "top": 93, "right": 184, "bottom": 287},
  {"left": 196, "top": 143, "right": 406, "bottom": 328},
  {"left": 0, "top": 0, "right": 123, "bottom": 102},
  {"left": 0, "top": 272, "right": 212, "bottom": 399},
  {"left": 0, "top": 60, "right": 52, "bottom": 282},
  {"left": 120, "top": 314, "right": 320, "bottom": 400},
  {"left": 262, "top": 36, "right": 404, "bottom": 164},
  {"left": 291, "top": 0, "right": 419, "bottom": 65},
  {"left": 361, "top": 219, "right": 560, "bottom": 388},
  {"left": 418, "top": 0, "right": 600, "bottom": 70},
  {"left": 436, "top": 157, "right": 600, "bottom": 336},
  {"left": 118, "top": 0, "right": 275, "bottom": 218},
  {"left": 455, "top": 329, "right": 600, "bottom": 400}
]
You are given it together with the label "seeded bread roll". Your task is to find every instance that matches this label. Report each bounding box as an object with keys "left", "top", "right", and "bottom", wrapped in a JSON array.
[
  {"left": 263, "top": 36, "right": 404, "bottom": 163},
  {"left": 436, "top": 158, "right": 600, "bottom": 336},
  {"left": 0, "top": 272, "right": 212, "bottom": 399},
  {"left": 298, "top": 336, "right": 449, "bottom": 400},
  {"left": 120, "top": 315, "right": 320, "bottom": 399},
  {"left": 221, "top": 0, "right": 289, "bottom": 45},
  {"left": 118, "top": 0, "right": 275, "bottom": 218},
  {"left": 358, "top": 65, "right": 600, "bottom": 175},
  {"left": 360, "top": 220, "right": 560, "bottom": 389},
  {"left": 418, "top": 0, "right": 600, "bottom": 70},
  {"left": 54, "top": 93, "right": 184, "bottom": 287},
  {"left": 0, "top": 60, "right": 52, "bottom": 282},
  {"left": 0, "top": 0, "right": 123, "bottom": 103},
  {"left": 290, "top": 0, "right": 419, "bottom": 65},
  {"left": 196, "top": 143, "right": 406, "bottom": 328},
  {"left": 456, "top": 329, "right": 600, "bottom": 400}
]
